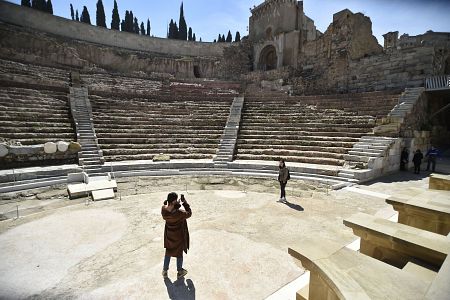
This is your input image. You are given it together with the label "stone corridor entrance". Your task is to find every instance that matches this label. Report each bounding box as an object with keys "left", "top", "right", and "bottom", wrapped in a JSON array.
[{"left": 258, "top": 45, "right": 277, "bottom": 71}]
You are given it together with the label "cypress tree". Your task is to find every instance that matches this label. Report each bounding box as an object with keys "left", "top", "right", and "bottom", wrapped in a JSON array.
[
  {"left": 111, "top": 0, "right": 120, "bottom": 30},
  {"left": 96, "top": 0, "right": 106, "bottom": 28},
  {"left": 168, "top": 19, "right": 179, "bottom": 39},
  {"left": 76, "top": 9, "right": 79, "bottom": 21},
  {"left": 21, "top": 0, "right": 31, "bottom": 7},
  {"left": 199, "top": 37, "right": 201, "bottom": 42},
  {"left": 169, "top": 20, "right": 175, "bottom": 39},
  {"left": 46, "top": 0, "right": 53, "bottom": 14},
  {"left": 178, "top": 2, "right": 187, "bottom": 40},
  {"left": 33, "top": 0, "right": 45, "bottom": 11},
  {"left": 120, "top": 20, "right": 125, "bottom": 31},
  {"left": 234, "top": 31, "right": 241, "bottom": 42},
  {"left": 128, "top": 11, "right": 134, "bottom": 32},
  {"left": 39, "top": 0, "right": 46, "bottom": 11},
  {"left": 217, "top": 34, "right": 222, "bottom": 43},
  {"left": 124, "top": 11, "right": 130, "bottom": 32},
  {"left": 174, "top": 22, "right": 179, "bottom": 39},
  {"left": 226, "top": 30, "right": 232, "bottom": 42},
  {"left": 70, "top": 4, "right": 74, "bottom": 20},
  {"left": 133, "top": 17, "right": 139, "bottom": 34},
  {"left": 140, "top": 22, "right": 145, "bottom": 35},
  {"left": 213, "top": 39, "right": 216, "bottom": 43},
  {"left": 188, "top": 27, "right": 192, "bottom": 41},
  {"left": 193, "top": 34, "right": 197, "bottom": 42},
  {"left": 80, "top": 6, "right": 91, "bottom": 25},
  {"left": 146, "top": 19, "right": 151, "bottom": 36}
]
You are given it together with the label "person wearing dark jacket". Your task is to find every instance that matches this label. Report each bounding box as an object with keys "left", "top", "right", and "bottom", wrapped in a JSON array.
[
  {"left": 278, "top": 159, "right": 290, "bottom": 201},
  {"left": 400, "top": 148, "right": 409, "bottom": 171},
  {"left": 425, "top": 146, "right": 440, "bottom": 172},
  {"left": 161, "top": 192, "right": 191, "bottom": 278},
  {"left": 412, "top": 149, "right": 424, "bottom": 174}
]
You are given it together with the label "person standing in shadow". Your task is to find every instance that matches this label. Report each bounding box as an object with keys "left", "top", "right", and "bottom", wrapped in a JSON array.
[
  {"left": 412, "top": 149, "right": 424, "bottom": 174},
  {"left": 400, "top": 147, "right": 409, "bottom": 171},
  {"left": 425, "top": 145, "right": 440, "bottom": 172},
  {"left": 161, "top": 192, "right": 191, "bottom": 279}
]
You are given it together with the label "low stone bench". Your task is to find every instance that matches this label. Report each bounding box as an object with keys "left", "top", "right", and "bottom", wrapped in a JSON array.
[
  {"left": 429, "top": 173, "right": 450, "bottom": 191},
  {"left": 424, "top": 239, "right": 450, "bottom": 300},
  {"left": 343, "top": 212, "right": 450, "bottom": 268},
  {"left": 67, "top": 177, "right": 117, "bottom": 199},
  {"left": 288, "top": 239, "right": 430, "bottom": 300},
  {"left": 386, "top": 196, "right": 450, "bottom": 235}
]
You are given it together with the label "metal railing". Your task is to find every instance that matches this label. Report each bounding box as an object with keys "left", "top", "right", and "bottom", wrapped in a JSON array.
[{"left": 425, "top": 75, "right": 450, "bottom": 91}]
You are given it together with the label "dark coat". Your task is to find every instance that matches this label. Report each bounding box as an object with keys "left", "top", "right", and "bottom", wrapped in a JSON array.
[
  {"left": 413, "top": 152, "right": 423, "bottom": 165},
  {"left": 278, "top": 167, "right": 289, "bottom": 183},
  {"left": 162, "top": 202, "right": 192, "bottom": 257}
]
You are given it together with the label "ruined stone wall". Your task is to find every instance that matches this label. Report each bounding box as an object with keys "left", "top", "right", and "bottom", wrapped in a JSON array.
[
  {"left": 0, "top": 1, "right": 233, "bottom": 79},
  {"left": 400, "top": 92, "right": 429, "bottom": 138},
  {"left": 217, "top": 38, "right": 254, "bottom": 80},
  {"left": 0, "top": 24, "right": 221, "bottom": 79},
  {"left": 289, "top": 10, "right": 437, "bottom": 95},
  {"left": 249, "top": 0, "right": 301, "bottom": 43},
  {"left": 347, "top": 47, "right": 435, "bottom": 93},
  {"left": 0, "top": 1, "right": 226, "bottom": 58}
]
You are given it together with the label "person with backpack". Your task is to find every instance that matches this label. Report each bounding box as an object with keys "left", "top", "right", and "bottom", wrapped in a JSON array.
[{"left": 278, "top": 159, "right": 290, "bottom": 201}]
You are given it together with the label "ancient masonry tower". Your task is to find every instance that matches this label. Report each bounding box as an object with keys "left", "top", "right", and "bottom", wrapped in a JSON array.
[{"left": 249, "top": 0, "right": 319, "bottom": 70}]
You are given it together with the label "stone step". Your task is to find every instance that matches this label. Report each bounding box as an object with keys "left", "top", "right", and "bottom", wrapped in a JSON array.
[
  {"left": 348, "top": 150, "right": 383, "bottom": 157},
  {"left": 80, "top": 152, "right": 100, "bottom": 157},
  {"left": 352, "top": 145, "right": 386, "bottom": 151},
  {"left": 338, "top": 172, "right": 356, "bottom": 179},
  {"left": 217, "top": 150, "right": 233, "bottom": 155},
  {"left": 343, "top": 154, "right": 371, "bottom": 163},
  {"left": 235, "top": 154, "right": 344, "bottom": 166}
]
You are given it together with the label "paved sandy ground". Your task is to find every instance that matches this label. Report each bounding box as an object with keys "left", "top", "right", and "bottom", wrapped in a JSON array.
[{"left": 0, "top": 177, "right": 389, "bottom": 299}]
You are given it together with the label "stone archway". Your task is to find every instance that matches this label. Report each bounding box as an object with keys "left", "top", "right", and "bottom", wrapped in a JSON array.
[{"left": 258, "top": 45, "right": 278, "bottom": 71}]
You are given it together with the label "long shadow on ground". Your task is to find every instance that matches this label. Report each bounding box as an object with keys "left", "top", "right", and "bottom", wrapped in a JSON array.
[
  {"left": 164, "top": 277, "right": 195, "bottom": 300},
  {"left": 278, "top": 199, "right": 304, "bottom": 212}
]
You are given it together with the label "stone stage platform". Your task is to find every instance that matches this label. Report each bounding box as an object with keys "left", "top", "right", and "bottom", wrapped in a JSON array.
[{"left": 0, "top": 172, "right": 448, "bottom": 299}]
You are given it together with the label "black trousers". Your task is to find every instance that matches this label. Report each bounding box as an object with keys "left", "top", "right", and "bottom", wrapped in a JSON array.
[
  {"left": 414, "top": 163, "right": 421, "bottom": 174},
  {"left": 280, "top": 181, "right": 286, "bottom": 198}
]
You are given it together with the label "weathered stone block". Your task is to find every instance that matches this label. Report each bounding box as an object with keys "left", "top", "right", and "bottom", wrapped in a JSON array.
[
  {"left": 429, "top": 174, "right": 450, "bottom": 191},
  {"left": 68, "top": 142, "right": 82, "bottom": 153},
  {"left": 153, "top": 154, "right": 170, "bottom": 162},
  {"left": 44, "top": 142, "right": 57, "bottom": 154},
  {"left": 57, "top": 141, "right": 69, "bottom": 152},
  {"left": 9, "top": 145, "right": 43, "bottom": 155},
  {"left": 0, "top": 144, "right": 8, "bottom": 157}
]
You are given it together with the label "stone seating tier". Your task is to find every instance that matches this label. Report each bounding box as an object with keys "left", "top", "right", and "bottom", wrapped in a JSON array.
[
  {"left": 0, "top": 59, "right": 69, "bottom": 88},
  {"left": 82, "top": 72, "right": 240, "bottom": 97},
  {"left": 80, "top": 73, "right": 163, "bottom": 95},
  {"left": 90, "top": 94, "right": 233, "bottom": 161},
  {"left": 236, "top": 92, "right": 390, "bottom": 165},
  {"left": 245, "top": 91, "right": 399, "bottom": 117},
  {"left": 0, "top": 87, "right": 75, "bottom": 144}
]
